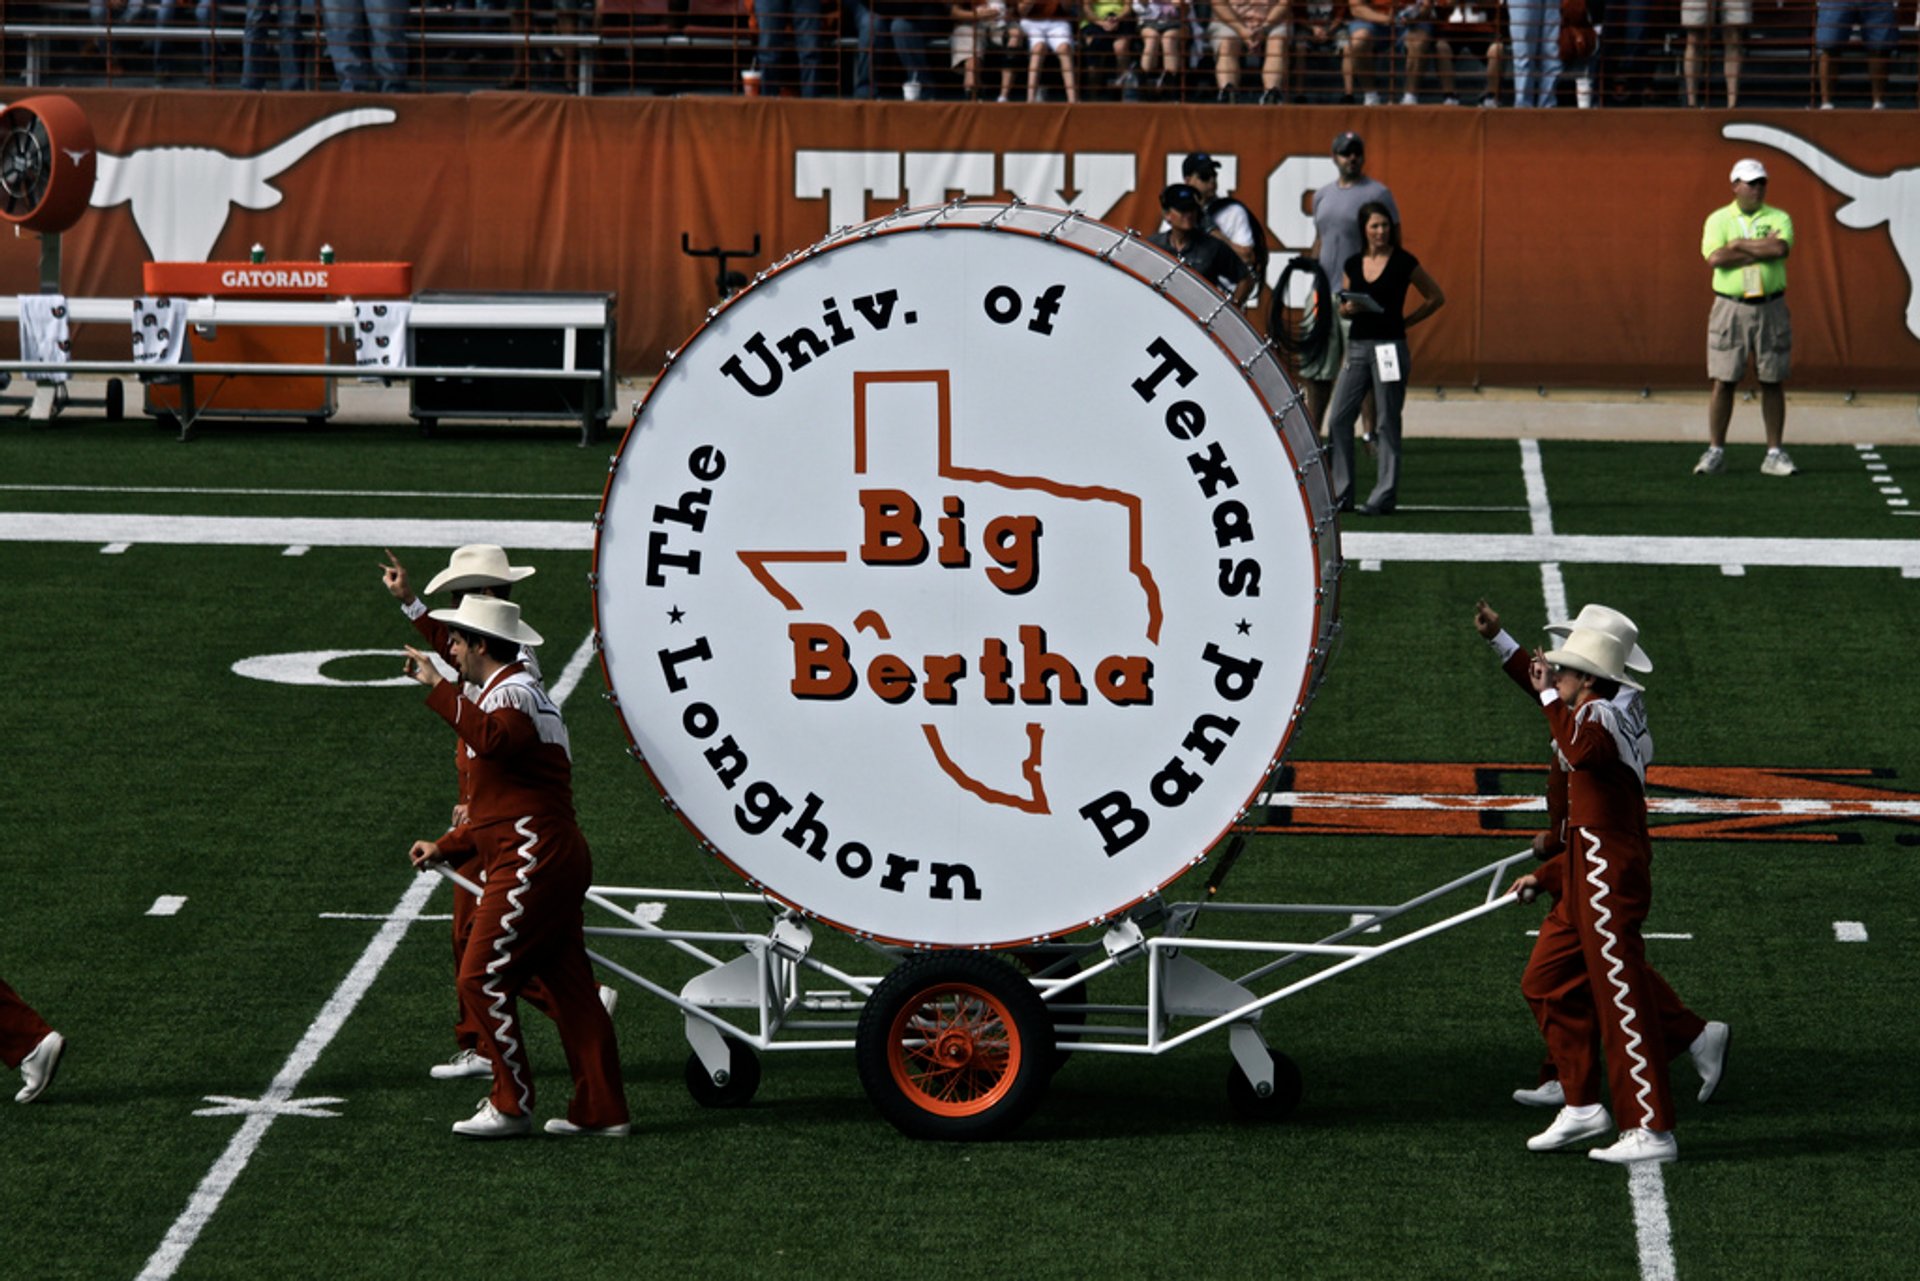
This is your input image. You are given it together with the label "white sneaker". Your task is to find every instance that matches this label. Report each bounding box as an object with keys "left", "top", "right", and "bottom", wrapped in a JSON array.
[
  {"left": 1527, "top": 1105, "right": 1613, "bottom": 1152},
  {"left": 1363, "top": 91, "right": 1383, "bottom": 106},
  {"left": 1588, "top": 1127, "right": 1677, "bottom": 1164},
  {"left": 1691, "top": 1021, "right": 1730, "bottom": 1102},
  {"left": 1872, "top": 100, "right": 1886, "bottom": 110},
  {"left": 1693, "top": 445, "right": 1726, "bottom": 475},
  {"left": 430, "top": 1047, "right": 491, "bottom": 1080},
  {"left": 1761, "top": 449, "right": 1797, "bottom": 477},
  {"left": 14, "top": 1031, "right": 65, "bottom": 1104},
  {"left": 1442, "top": 95, "right": 1461, "bottom": 106},
  {"left": 452, "top": 1099, "right": 532, "bottom": 1139},
  {"left": 1479, "top": 94, "right": 1499, "bottom": 108},
  {"left": 1513, "top": 1079, "right": 1566, "bottom": 1108},
  {"left": 1819, "top": 101, "right": 1834, "bottom": 110},
  {"left": 598, "top": 984, "right": 619, "bottom": 1017},
  {"left": 544, "top": 1117, "right": 631, "bottom": 1138},
  {"left": 1399, "top": 92, "right": 1418, "bottom": 105}
]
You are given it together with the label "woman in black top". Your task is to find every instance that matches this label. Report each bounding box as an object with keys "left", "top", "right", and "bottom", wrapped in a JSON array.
[{"left": 1324, "top": 201, "right": 1446, "bottom": 515}]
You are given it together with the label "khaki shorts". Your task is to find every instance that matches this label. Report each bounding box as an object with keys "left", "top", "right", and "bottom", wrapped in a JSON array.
[
  {"left": 1682, "top": 0, "right": 1753, "bottom": 26},
  {"left": 1707, "top": 294, "right": 1791, "bottom": 384}
]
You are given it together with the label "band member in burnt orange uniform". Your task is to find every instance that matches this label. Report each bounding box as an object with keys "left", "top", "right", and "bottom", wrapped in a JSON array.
[
  {"left": 402, "top": 595, "right": 628, "bottom": 1139},
  {"left": 1477, "top": 602, "right": 1727, "bottom": 1157},
  {"left": 1505, "top": 615, "right": 1690, "bottom": 1165}
]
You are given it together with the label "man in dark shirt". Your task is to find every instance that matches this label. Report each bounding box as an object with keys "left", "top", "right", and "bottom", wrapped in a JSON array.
[{"left": 1150, "top": 184, "right": 1251, "bottom": 308}]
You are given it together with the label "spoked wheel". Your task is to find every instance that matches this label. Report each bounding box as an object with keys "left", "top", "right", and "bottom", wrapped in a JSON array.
[
  {"left": 856, "top": 952, "right": 1053, "bottom": 1141},
  {"left": 684, "top": 1043, "right": 761, "bottom": 1108},
  {"left": 1227, "top": 1047, "right": 1304, "bottom": 1122}
]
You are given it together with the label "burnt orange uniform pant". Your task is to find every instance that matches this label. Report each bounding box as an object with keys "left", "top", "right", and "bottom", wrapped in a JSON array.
[
  {"left": 459, "top": 816, "right": 627, "bottom": 1128},
  {"left": 1537, "top": 826, "right": 1680, "bottom": 1132},
  {"left": 0, "top": 978, "right": 54, "bottom": 1069},
  {"left": 1524, "top": 888, "right": 1705, "bottom": 1098},
  {"left": 450, "top": 850, "right": 556, "bottom": 1051}
]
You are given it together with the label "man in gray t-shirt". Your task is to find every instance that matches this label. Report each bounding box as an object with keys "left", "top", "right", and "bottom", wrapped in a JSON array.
[{"left": 1304, "top": 131, "right": 1401, "bottom": 432}]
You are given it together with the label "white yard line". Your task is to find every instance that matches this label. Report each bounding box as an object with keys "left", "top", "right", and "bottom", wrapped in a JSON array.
[
  {"left": 1631, "top": 1164, "right": 1679, "bottom": 1281},
  {"left": 8, "top": 512, "right": 1920, "bottom": 573},
  {"left": 1262, "top": 790, "right": 1920, "bottom": 818},
  {"left": 1519, "top": 440, "right": 1569, "bottom": 623},
  {"left": 138, "top": 631, "right": 597, "bottom": 1281},
  {"left": 1525, "top": 440, "right": 1673, "bottom": 1281}
]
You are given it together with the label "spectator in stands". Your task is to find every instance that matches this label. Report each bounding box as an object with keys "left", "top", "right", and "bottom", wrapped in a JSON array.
[
  {"left": 1209, "top": 0, "right": 1290, "bottom": 102},
  {"left": 1349, "top": 0, "right": 1440, "bottom": 105},
  {"left": 758, "top": 0, "right": 827, "bottom": 96},
  {"left": 1816, "top": 0, "right": 1896, "bottom": 110},
  {"left": 1020, "top": 0, "right": 1080, "bottom": 101},
  {"left": 1151, "top": 182, "right": 1252, "bottom": 305},
  {"left": 1439, "top": 0, "right": 1502, "bottom": 106},
  {"left": 873, "top": 0, "right": 941, "bottom": 96},
  {"left": 1325, "top": 200, "right": 1445, "bottom": 515},
  {"left": 1681, "top": 0, "right": 1746, "bottom": 108},
  {"left": 323, "top": 0, "right": 408, "bottom": 92},
  {"left": 1602, "top": 0, "right": 1658, "bottom": 104},
  {"left": 1293, "top": 0, "right": 1351, "bottom": 101},
  {"left": 952, "top": 0, "right": 1009, "bottom": 99},
  {"left": 1505, "top": 0, "right": 1559, "bottom": 104},
  {"left": 1082, "top": 0, "right": 1141, "bottom": 98},
  {"left": 83, "top": 0, "right": 150, "bottom": 77},
  {"left": 1133, "top": 0, "right": 1188, "bottom": 97},
  {"left": 152, "top": 0, "right": 214, "bottom": 81},
  {"left": 240, "top": 0, "right": 307, "bottom": 90}
]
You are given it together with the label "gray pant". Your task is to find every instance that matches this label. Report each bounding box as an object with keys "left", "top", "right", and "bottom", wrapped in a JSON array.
[{"left": 1325, "top": 336, "right": 1407, "bottom": 513}]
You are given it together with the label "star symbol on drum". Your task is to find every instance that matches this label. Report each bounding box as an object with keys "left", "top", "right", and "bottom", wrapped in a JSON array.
[
  {"left": 735, "top": 371, "right": 1163, "bottom": 818},
  {"left": 668, "top": 606, "right": 685, "bottom": 624},
  {"left": 1236, "top": 619, "right": 1252, "bottom": 635}
]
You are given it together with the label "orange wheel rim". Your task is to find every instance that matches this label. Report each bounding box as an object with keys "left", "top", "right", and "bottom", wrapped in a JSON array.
[{"left": 886, "top": 981, "right": 1023, "bottom": 1117}]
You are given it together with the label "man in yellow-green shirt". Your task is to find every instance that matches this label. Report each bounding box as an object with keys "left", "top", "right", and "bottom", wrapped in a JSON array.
[{"left": 1697, "top": 157, "right": 1796, "bottom": 478}]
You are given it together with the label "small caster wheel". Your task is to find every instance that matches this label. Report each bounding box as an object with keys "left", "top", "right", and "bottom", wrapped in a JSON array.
[
  {"left": 1227, "top": 1047, "right": 1303, "bottom": 1121},
  {"left": 685, "top": 1045, "right": 761, "bottom": 1108}
]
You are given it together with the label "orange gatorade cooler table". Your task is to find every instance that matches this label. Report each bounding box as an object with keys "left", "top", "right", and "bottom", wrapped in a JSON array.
[{"left": 141, "top": 260, "right": 412, "bottom": 425}]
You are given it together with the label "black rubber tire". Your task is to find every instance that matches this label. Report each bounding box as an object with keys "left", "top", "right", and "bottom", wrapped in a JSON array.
[
  {"left": 684, "top": 1044, "right": 761, "bottom": 1109},
  {"left": 856, "top": 952, "right": 1053, "bottom": 1141},
  {"left": 104, "top": 378, "right": 124, "bottom": 420},
  {"left": 1227, "top": 1046, "right": 1303, "bottom": 1122}
]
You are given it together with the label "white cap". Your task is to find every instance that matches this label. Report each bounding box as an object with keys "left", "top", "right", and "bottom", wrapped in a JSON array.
[{"left": 1730, "top": 158, "right": 1769, "bottom": 184}]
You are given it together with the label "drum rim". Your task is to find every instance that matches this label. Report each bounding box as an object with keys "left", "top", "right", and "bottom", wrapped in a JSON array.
[{"left": 591, "top": 199, "right": 1343, "bottom": 949}]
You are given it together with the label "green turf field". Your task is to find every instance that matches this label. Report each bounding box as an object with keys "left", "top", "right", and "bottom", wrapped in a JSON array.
[{"left": 3, "top": 421, "right": 1917, "bottom": 1279}]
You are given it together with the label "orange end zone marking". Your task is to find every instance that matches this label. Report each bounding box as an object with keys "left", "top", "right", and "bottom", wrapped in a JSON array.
[
  {"left": 922, "top": 722, "right": 1050, "bottom": 814},
  {"left": 737, "top": 550, "right": 847, "bottom": 610},
  {"left": 853, "top": 369, "right": 1164, "bottom": 645}
]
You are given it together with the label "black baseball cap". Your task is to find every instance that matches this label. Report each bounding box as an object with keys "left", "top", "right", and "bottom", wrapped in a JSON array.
[
  {"left": 1332, "top": 131, "right": 1365, "bottom": 157},
  {"left": 1160, "top": 182, "right": 1203, "bottom": 212},
  {"left": 1182, "top": 152, "right": 1219, "bottom": 180}
]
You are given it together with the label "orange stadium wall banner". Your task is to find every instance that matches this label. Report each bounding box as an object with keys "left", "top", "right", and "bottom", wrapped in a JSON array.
[{"left": 3, "top": 93, "right": 1917, "bottom": 391}]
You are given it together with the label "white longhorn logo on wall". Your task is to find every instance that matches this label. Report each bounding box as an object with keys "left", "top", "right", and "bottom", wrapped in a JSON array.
[
  {"left": 88, "top": 108, "right": 397, "bottom": 262},
  {"left": 1725, "top": 124, "right": 1920, "bottom": 342}
]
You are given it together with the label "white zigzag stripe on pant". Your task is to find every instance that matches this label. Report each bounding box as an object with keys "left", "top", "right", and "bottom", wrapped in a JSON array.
[
  {"left": 1581, "top": 828, "right": 1659, "bottom": 1130},
  {"left": 480, "top": 816, "right": 542, "bottom": 1114}
]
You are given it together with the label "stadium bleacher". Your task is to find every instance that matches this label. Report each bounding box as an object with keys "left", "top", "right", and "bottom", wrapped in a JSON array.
[{"left": 1, "top": 0, "right": 1913, "bottom": 103}]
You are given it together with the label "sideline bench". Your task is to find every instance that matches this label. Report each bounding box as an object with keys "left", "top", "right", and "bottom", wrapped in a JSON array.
[{"left": 0, "top": 292, "right": 616, "bottom": 443}]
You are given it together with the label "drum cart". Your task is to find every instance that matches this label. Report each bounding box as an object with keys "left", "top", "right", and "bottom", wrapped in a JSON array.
[{"left": 498, "top": 843, "right": 1532, "bottom": 1140}]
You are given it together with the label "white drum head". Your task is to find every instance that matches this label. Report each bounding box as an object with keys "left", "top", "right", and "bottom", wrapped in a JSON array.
[{"left": 595, "top": 202, "right": 1339, "bottom": 948}]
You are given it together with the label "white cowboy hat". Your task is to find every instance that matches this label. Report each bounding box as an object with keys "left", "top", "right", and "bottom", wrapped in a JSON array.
[
  {"left": 427, "top": 595, "right": 544, "bottom": 647},
  {"left": 1543, "top": 623, "right": 1643, "bottom": 691},
  {"left": 1546, "top": 603, "right": 1651, "bottom": 673},
  {"left": 423, "top": 544, "right": 537, "bottom": 596}
]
